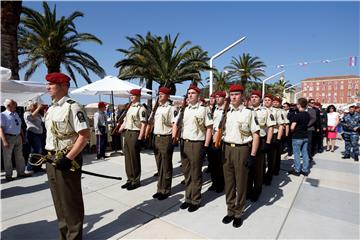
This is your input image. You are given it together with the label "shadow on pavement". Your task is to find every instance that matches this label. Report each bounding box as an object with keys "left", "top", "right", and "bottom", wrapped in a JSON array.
[{"left": 0, "top": 180, "right": 49, "bottom": 199}]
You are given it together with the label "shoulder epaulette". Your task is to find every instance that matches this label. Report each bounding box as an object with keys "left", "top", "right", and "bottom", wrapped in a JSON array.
[
  {"left": 66, "top": 99, "right": 76, "bottom": 104},
  {"left": 246, "top": 107, "right": 253, "bottom": 111}
]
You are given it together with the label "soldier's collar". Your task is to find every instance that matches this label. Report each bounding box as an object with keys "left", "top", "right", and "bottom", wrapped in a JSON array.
[
  {"left": 187, "top": 102, "right": 200, "bottom": 109},
  {"left": 216, "top": 104, "right": 225, "bottom": 110},
  {"left": 159, "top": 101, "right": 170, "bottom": 107},
  {"left": 230, "top": 104, "right": 244, "bottom": 112},
  {"left": 53, "top": 95, "right": 70, "bottom": 106},
  {"left": 131, "top": 102, "right": 141, "bottom": 107}
]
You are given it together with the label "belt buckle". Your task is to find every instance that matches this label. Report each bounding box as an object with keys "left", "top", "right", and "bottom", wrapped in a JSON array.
[
  {"left": 185, "top": 139, "right": 189, "bottom": 142},
  {"left": 230, "top": 143, "right": 236, "bottom": 147},
  {"left": 156, "top": 134, "right": 161, "bottom": 137}
]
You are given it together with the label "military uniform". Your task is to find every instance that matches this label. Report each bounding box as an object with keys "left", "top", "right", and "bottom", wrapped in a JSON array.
[
  {"left": 342, "top": 112, "right": 360, "bottom": 161},
  {"left": 123, "top": 102, "right": 147, "bottom": 188},
  {"left": 153, "top": 100, "right": 177, "bottom": 196},
  {"left": 247, "top": 105, "right": 276, "bottom": 200},
  {"left": 45, "top": 95, "right": 89, "bottom": 240},
  {"left": 208, "top": 101, "right": 225, "bottom": 192},
  {"left": 265, "top": 106, "right": 284, "bottom": 183},
  {"left": 223, "top": 104, "right": 260, "bottom": 219},
  {"left": 180, "top": 102, "right": 213, "bottom": 207}
]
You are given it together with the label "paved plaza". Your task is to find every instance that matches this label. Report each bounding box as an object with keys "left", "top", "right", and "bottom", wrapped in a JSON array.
[{"left": 1, "top": 140, "right": 359, "bottom": 239}]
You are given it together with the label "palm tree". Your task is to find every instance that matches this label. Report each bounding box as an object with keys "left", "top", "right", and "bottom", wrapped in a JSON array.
[
  {"left": 273, "top": 75, "right": 293, "bottom": 97},
  {"left": 18, "top": 2, "right": 105, "bottom": 86},
  {"left": 207, "top": 69, "right": 231, "bottom": 91},
  {"left": 1, "top": 1, "right": 22, "bottom": 80},
  {"left": 115, "top": 33, "right": 210, "bottom": 97},
  {"left": 225, "top": 53, "right": 266, "bottom": 88}
]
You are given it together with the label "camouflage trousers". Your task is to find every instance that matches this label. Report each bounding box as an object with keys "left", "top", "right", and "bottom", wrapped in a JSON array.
[{"left": 343, "top": 133, "right": 359, "bottom": 157}]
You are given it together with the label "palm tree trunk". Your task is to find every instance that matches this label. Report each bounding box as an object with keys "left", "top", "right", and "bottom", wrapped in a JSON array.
[{"left": 1, "top": 1, "right": 22, "bottom": 80}]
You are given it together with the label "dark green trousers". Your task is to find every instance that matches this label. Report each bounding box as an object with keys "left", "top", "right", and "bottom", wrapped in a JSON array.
[
  {"left": 181, "top": 140, "right": 204, "bottom": 205},
  {"left": 46, "top": 156, "right": 84, "bottom": 240},
  {"left": 154, "top": 135, "right": 174, "bottom": 194},
  {"left": 124, "top": 130, "right": 141, "bottom": 185},
  {"left": 223, "top": 143, "right": 249, "bottom": 218},
  {"left": 248, "top": 138, "right": 265, "bottom": 196}
]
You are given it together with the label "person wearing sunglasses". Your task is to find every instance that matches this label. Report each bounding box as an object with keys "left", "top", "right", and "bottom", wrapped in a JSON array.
[{"left": 1, "top": 99, "right": 31, "bottom": 181}]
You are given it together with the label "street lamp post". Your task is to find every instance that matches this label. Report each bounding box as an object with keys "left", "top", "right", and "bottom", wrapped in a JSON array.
[
  {"left": 209, "top": 36, "right": 246, "bottom": 95},
  {"left": 261, "top": 70, "right": 285, "bottom": 98}
]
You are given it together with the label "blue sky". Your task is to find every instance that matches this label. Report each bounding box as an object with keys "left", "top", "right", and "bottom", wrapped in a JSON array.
[{"left": 20, "top": 1, "right": 359, "bottom": 104}]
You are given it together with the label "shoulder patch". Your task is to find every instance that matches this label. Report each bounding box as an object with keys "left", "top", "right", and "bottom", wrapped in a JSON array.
[
  {"left": 142, "top": 110, "right": 146, "bottom": 118},
  {"left": 174, "top": 110, "right": 178, "bottom": 117},
  {"left": 207, "top": 112, "right": 213, "bottom": 120},
  {"left": 66, "top": 99, "right": 76, "bottom": 104},
  {"left": 270, "top": 114, "right": 275, "bottom": 121},
  {"left": 281, "top": 114, "right": 285, "bottom": 120},
  {"left": 76, "top": 111, "right": 86, "bottom": 123},
  {"left": 254, "top": 116, "right": 259, "bottom": 125}
]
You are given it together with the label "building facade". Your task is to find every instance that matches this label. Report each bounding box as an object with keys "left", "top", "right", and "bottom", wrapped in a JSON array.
[{"left": 300, "top": 75, "right": 360, "bottom": 105}]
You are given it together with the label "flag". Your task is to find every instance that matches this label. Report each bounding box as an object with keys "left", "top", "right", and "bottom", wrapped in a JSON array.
[
  {"left": 322, "top": 59, "right": 331, "bottom": 63},
  {"left": 298, "top": 62, "right": 308, "bottom": 66},
  {"left": 276, "top": 64, "right": 284, "bottom": 69},
  {"left": 349, "top": 56, "right": 357, "bottom": 66}
]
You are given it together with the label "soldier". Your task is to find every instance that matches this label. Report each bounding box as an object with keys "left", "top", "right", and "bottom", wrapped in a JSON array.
[
  {"left": 43, "top": 73, "right": 90, "bottom": 240},
  {"left": 178, "top": 84, "right": 213, "bottom": 212},
  {"left": 342, "top": 105, "right": 359, "bottom": 161},
  {"left": 207, "top": 90, "right": 226, "bottom": 193},
  {"left": 218, "top": 84, "right": 260, "bottom": 228},
  {"left": 119, "top": 89, "right": 147, "bottom": 190},
  {"left": 263, "top": 94, "right": 283, "bottom": 185},
  {"left": 151, "top": 87, "right": 178, "bottom": 200},
  {"left": 94, "top": 101, "right": 109, "bottom": 159},
  {"left": 272, "top": 96, "right": 288, "bottom": 175},
  {"left": 247, "top": 90, "right": 275, "bottom": 202}
]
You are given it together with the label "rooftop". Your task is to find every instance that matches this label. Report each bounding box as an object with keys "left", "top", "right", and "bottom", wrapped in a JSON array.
[{"left": 302, "top": 75, "right": 360, "bottom": 82}]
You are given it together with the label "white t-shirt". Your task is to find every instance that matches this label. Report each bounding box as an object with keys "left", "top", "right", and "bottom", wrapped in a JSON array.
[{"left": 327, "top": 112, "right": 339, "bottom": 126}]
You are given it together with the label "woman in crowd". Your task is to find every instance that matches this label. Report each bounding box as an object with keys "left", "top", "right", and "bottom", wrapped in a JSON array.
[
  {"left": 326, "top": 105, "right": 340, "bottom": 152},
  {"left": 24, "top": 101, "right": 44, "bottom": 172}
]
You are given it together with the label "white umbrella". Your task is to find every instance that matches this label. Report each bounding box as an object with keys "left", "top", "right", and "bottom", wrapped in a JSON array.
[
  {"left": 0, "top": 66, "right": 47, "bottom": 106},
  {"left": 70, "top": 75, "right": 152, "bottom": 99}
]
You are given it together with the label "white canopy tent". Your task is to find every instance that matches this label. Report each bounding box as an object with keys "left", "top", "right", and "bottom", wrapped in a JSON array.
[
  {"left": 70, "top": 75, "right": 152, "bottom": 99},
  {"left": 0, "top": 67, "right": 47, "bottom": 106}
]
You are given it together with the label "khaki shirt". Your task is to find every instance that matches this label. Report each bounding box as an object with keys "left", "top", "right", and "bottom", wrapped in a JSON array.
[
  {"left": 153, "top": 101, "right": 177, "bottom": 135},
  {"left": 280, "top": 108, "right": 290, "bottom": 124},
  {"left": 124, "top": 102, "right": 147, "bottom": 130},
  {"left": 270, "top": 107, "right": 285, "bottom": 134},
  {"left": 223, "top": 105, "right": 260, "bottom": 144},
  {"left": 253, "top": 106, "right": 276, "bottom": 137},
  {"left": 213, "top": 105, "right": 224, "bottom": 133},
  {"left": 181, "top": 102, "right": 213, "bottom": 141},
  {"left": 45, "top": 96, "right": 89, "bottom": 151}
]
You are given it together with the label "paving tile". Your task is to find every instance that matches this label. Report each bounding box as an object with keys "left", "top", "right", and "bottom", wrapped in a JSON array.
[
  {"left": 279, "top": 208, "right": 360, "bottom": 239},
  {"left": 293, "top": 184, "right": 359, "bottom": 225},
  {"left": 123, "top": 218, "right": 205, "bottom": 239},
  {"left": 312, "top": 157, "right": 359, "bottom": 174}
]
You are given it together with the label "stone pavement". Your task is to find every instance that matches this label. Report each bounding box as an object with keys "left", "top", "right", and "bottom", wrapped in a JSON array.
[{"left": 1, "top": 140, "right": 359, "bottom": 239}]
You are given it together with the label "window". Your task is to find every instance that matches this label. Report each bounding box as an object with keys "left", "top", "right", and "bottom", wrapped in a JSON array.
[{"left": 322, "top": 92, "right": 325, "bottom": 96}]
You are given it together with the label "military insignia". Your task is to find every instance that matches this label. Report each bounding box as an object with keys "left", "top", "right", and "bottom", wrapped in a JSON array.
[
  {"left": 76, "top": 112, "right": 86, "bottom": 123},
  {"left": 254, "top": 116, "right": 259, "bottom": 125},
  {"left": 281, "top": 114, "right": 284, "bottom": 120},
  {"left": 207, "top": 112, "right": 213, "bottom": 120},
  {"left": 142, "top": 111, "right": 146, "bottom": 118},
  {"left": 174, "top": 110, "right": 178, "bottom": 117},
  {"left": 66, "top": 99, "right": 76, "bottom": 104},
  {"left": 270, "top": 114, "right": 275, "bottom": 121}
]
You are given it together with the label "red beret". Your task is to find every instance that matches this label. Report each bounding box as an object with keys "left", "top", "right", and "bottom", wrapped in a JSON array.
[
  {"left": 129, "top": 89, "right": 141, "bottom": 96},
  {"left": 200, "top": 97, "right": 206, "bottom": 103},
  {"left": 216, "top": 91, "right": 226, "bottom": 97},
  {"left": 314, "top": 102, "right": 321, "bottom": 107},
  {"left": 188, "top": 84, "right": 201, "bottom": 93},
  {"left": 229, "top": 84, "right": 244, "bottom": 92},
  {"left": 98, "top": 102, "right": 107, "bottom": 108},
  {"left": 210, "top": 91, "right": 217, "bottom": 98},
  {"left": 45, "top": 72, "right": 70, "bottom": 83},
  {"left": 264, "top": 94, "right": 273, "bottom": 100},
  {"left": 251, "top": 90, "right": 262, "bottom": 98},
  {"left": 273, "top": 96, "right": 282, "bottom": 103},
  {"left": 159, "top": 87, "right": 171, "bottom": 95}
]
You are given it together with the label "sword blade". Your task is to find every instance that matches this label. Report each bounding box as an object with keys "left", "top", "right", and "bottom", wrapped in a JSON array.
[{"left": 80, "top": 170, "right": 122, "bottom": 180}]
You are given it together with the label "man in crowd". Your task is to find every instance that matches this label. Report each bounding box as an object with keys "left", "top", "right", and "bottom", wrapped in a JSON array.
[
  {"left": 119, "top": 89, "right": 147, "bottom": 190},
  {"left": 306, "top": 99, "right": 317, "bottom": 161},
  {"left": 44, "top": 72, "right": 90, "bottom": 239},
  {"left": 342, "top": 105, "right": 359, "bottom": 162},
  {"left": 1, "top": 99, "right": 31, "bottom": 181},
  {"left": 94, "top": 101, "right": 109, "bottom": 159}
]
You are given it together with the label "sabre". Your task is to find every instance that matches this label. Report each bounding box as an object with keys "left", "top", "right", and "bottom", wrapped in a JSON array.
[{"left": 29, "top": 153, "right": 122, "bottom": 180}]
